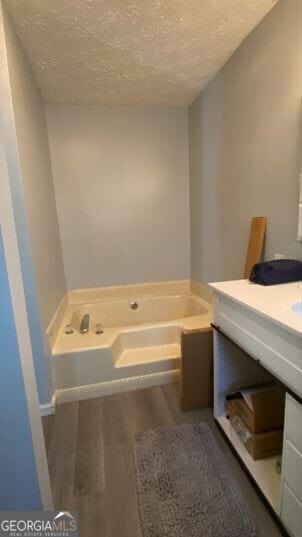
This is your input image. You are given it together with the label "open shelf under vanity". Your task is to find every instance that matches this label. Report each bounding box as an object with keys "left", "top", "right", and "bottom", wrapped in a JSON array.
[
  {"left": 216, "top": 415, "right": 281, "bottom": 510},
  {"left": 213, "top": 331, "right": 283, "bottom": 513}
]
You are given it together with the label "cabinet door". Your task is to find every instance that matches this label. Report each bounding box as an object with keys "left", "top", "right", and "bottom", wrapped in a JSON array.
[{"left": 280, "top": 394, "right": 302, "bottom": 537}]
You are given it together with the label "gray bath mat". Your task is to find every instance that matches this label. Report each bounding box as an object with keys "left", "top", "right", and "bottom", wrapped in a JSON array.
[{"left": 134, "top": 422, "right": 257, "bottom": 537}]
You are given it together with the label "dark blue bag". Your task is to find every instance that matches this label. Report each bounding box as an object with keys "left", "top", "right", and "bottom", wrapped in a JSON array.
[{"left": 249, "top": 259, "right": 302, "bottom": 286}]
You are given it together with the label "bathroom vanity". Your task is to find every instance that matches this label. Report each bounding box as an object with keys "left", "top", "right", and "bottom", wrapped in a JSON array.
[{"left": 209, "top": 280, "right": 302, "bottom": 537}]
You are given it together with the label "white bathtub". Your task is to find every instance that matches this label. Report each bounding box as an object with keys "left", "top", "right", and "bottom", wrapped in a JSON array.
[{"left": 49, "top": 281, "right": 212, "bottom": 403}]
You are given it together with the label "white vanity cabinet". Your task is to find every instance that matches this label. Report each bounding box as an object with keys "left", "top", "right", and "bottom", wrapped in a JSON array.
[
  {"left": 209, "top": 280, "right": 302, "bottom": 537},
  {"left": 280, "top": 395, "right": 302, "bottom": 537}
]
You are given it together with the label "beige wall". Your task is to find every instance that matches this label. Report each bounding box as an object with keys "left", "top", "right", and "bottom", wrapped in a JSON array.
[
  {"left": 189, "top": 0, "right": 302, "bottom": 284},
  {"left": 3, "top": 11, "right": 66, "bottom": 330},
  {"left": 46, "top": 105, "right": 190, "bottom": 290}
]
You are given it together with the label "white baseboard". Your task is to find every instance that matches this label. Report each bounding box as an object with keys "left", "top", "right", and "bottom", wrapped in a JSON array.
[
  {"left": 40, "top": 394, "right": 56, "bottom": 416},
  {"left": 55, "top": 369, "right": 180, "bottom": 405}
]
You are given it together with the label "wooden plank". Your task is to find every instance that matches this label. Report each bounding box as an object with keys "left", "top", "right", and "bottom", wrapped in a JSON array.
[
  {"left": 102, "top": 391, "right": 138, "bottom": 447},
  {"left": 42, "top": 414, "right": 54, "bottom": 456},
  {"left": 74, "top": 397, "right": 105, "bottom": 497},
  {"left": 244, "top": 216, "right": 267, "bottom": 279},
  {"left": 47, "top": 401, "right": 79, "bottom": 509},
  {"left": 180, "top": 327, "right": 213, "bottom": 411},
  {"left": 78, "top": 493, "right": 108, "bottom": 537},
  {"left": 123, "top": 386, "right": 175, "bottom": 431},
  {"left": 102, "top": 444, "right": 142, "bottom": 537}
]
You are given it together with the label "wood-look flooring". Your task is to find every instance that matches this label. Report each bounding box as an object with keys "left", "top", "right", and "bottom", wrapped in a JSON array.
[{"left": 43, "top": 383, "right": 283, "bottom": 537}]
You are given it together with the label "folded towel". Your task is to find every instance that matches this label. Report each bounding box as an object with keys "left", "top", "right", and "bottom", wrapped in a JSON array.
[{"left": 249, "top": 259, "right": 302, "bottom": 286}]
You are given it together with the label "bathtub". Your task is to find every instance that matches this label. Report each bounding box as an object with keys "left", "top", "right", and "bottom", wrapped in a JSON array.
[
  {"left": 48, "top": 281, "right": 212, "bottom": 403},
  {"left": 70, "top": 294, "right": 207, "bottom": 331}
]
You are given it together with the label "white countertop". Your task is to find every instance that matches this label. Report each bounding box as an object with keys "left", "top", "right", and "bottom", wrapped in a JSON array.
[{"left": 209, "top": 279, "right": 302, "bottom": 337}]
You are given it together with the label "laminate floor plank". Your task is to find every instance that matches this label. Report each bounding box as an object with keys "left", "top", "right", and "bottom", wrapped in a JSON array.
[
  {"left": 102, "top": 392, "right": 135, "bottom": 447},
  {"left": 43, "top": 383, "right": 283, "bottom": 537},
  {"left": 102, "top": 443, "right": 142, "bottom": 537},
  {"left": 47, "top": 401, "right": 79, "bottom": 509},
  {"left": 122, "top": 385, "right": 176, "bottom": 432},
  {"left": 42, "top": 414, "right": 54, "bottom": 455},
  {"left": 74, "top": 397, "right": 105, "bottom": 497},
  {"left": 78, "top": 493, "right": 107, "bottom": 537},
  {"left": 161, "top": 382, "right": 211, "bottom": 425}
]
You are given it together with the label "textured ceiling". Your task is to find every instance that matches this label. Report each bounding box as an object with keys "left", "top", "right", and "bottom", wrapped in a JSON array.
[{"left": 5, "top": 0, "right": 278, "bottom": 105}]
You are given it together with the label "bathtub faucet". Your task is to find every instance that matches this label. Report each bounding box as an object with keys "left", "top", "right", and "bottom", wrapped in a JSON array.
[{"left": 80, "top": 314, "right": 90, "bottom": 334}]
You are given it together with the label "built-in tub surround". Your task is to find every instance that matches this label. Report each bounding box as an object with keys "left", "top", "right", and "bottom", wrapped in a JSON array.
[{"left": 48, "top": 280, "right": 212, "bottom": 403}]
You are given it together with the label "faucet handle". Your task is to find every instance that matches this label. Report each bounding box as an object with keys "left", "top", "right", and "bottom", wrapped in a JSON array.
[{"left": 95, "top": 324, "right": 104, "bottom": 335}]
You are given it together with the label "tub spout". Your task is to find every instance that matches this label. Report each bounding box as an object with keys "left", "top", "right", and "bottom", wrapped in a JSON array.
[{"left": 80, "top": 314, "right": 90, "bottom": 334}]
